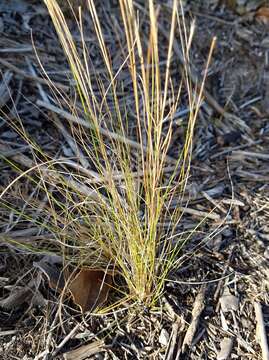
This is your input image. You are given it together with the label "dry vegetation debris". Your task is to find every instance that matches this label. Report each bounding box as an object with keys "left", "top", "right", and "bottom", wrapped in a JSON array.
[{"left": 0, "top": 0, "right": 269, "bottom": 359}]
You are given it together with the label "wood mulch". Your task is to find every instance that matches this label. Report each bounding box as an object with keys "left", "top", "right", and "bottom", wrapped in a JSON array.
[{"left": 0, "top": 0, "right": 268, "bottom": 359}]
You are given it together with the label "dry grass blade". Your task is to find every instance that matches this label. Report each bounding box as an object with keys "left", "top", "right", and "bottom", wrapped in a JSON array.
[{"left": 37, "top": 99, "right": 177, "bottom": 164}]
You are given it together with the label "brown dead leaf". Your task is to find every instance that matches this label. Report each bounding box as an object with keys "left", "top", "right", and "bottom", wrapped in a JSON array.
[
  {"left": 68, "top": 269, "right": 113, "bottom": 312},
  {"left": 256, "top": 7, "right": 269, "bottom": 25},
  {"left": 34, "top": 257, "right": 113, "bottom": 312}
]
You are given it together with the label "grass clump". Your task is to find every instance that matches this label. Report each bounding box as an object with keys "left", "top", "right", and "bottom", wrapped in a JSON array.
[{"left": 1, "top": 0, "right": 213, "bottom": 307}]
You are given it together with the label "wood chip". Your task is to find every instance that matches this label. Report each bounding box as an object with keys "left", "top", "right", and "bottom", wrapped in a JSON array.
[{"left": 63, "top": 340, "right": 105, "bottom": 360}]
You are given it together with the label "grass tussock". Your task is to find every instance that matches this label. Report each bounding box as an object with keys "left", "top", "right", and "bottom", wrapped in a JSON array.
[{"left": 1, "top": 0, "right": 214, "bottom": 306}]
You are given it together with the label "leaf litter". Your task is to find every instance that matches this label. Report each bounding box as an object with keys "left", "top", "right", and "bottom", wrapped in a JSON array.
[{"left": 0, "top": 0, "right": 269, "bottom": 359}]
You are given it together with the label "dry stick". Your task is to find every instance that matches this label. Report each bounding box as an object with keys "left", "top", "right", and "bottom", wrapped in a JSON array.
[
  {"left": 27, "top": 57, "right": 91, "bottom": 170},
  {"left": 182, "top": 285, "right": 206, "bottom": 353},
  {"left": 176, "top": 206, "right": 220, "bottom": 221},
  {"left": 36, "top": 100, "right": 178, "bottom": 164},
  {"left": 0, "top": 58, "right": 69, "bottom": 91},
  {"left": 202, "top": 190, "right": 227, "bottom": 214},
  {"left": 231, "top": 150, "right": 269, "bottom": 161},
  {"left": 165, "top": 319, "right": 181, "bottom": 360},
  {"left": 63, "top": 340, "right": 105, "bottom": 360},
  {"left": 0, "top": 142, "right": 101, "bottom": 201},
  {"left": 0, "top": 228, "right": 40, "bottom": 238},
  {"left": 0, "top": 71, "right": 13, "bottom": 108},
  {"left": 52, "top": 322, "right": 82, "bottom": 357},
  {"left": 214, "top": 249, "right": 234, "bottom": 311},
  {"left": 254, "top": 302, "right": 269, "bottom": 360},
  {"left": 210, "top": 140, "right": 262, "bottom": 160},
  {"left": 0, "top": 46, "right": 33, "bottom": 53},
  {"left": 0, "top": 330, "right": 18, "bottom": 336},
  {"left": 51, "top": 113, "right": 91, "bottom": 169}
]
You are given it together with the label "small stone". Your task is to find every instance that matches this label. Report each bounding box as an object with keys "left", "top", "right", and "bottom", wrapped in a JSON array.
[
  {"left": 217, "top": 337, "right": 234, "bottom": 360},
  {"left": 220, "top": 287, "right": 239, "bottom": 313},
  {"left": 264, "top": 248, "right": 269, "bottom": 259},
  {"left": 222, "top": 228, "right": 233, "bottom": 237},
  {"left": 159, "top": 328, "right": 169, "bottom": 346}
]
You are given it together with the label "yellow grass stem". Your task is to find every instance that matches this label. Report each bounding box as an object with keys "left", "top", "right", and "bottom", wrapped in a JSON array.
[{"left": 2, "top": 0, "right": 214, "bottom": 305}]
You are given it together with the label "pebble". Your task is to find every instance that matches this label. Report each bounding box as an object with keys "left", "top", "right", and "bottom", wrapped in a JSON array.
[
  {"left": 264, "top": 248, "right": 269, "bottom": 259},
  {"left": 159, "top": 328, "right": 169, "bottom": 346}
]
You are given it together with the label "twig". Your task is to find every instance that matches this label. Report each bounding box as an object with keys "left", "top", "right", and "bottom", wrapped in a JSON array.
[
  {"left": 27, "top": 58, "right": 91, "bottom": 170},
  {"left": 37, "top": 100, "right": 177, "bottom": 164},
  {"left": 191, "top": 10, "right": 236, "bottom": 26},
  {"left": 0, "top": 46, "right": 33, "bottom": 53},
  {"left": 231, "top": 150, "right": 269, "bottom": 161},
  {"left": 165, "top": 319, "right": 181, "bottom": 360},
  {"left": 210, "top": 140, "right": 262, "bottom": 159},
  {"left": 182, "top": 285, "right": 206, "bottom": 353},
  {"left": 214, "top": 248, "right": 234, "bottom": 311},
  {"left": 235, "top": 171, "right": 269, "bottom": 182},
  {"left": 51, "top": 113, "right": 91, "bottom": 169},
  {"left": 0, "top": 58, "right": 69, "bottom": 91},
  {"left": 176, "top": 206, "right": 220, "bottom": 221},
  {"left": 0, "top": 70, "right": 13, "bottom": 108},
  {"left": 63, "top": 339, "right": 105, "bottom": 360},
  {"left": 254, "top": 302, "right": 269, "bottom": 360},
  {"left": 0, "top": 330, "right": 18, "bottom": 336},
  {"left": 52, "top": 322, "right": 82, "bottom": 357},
  {"left": 202, "top": 190, "right": 227, "bottom": 214},
  {"left": 0, "top": 142, "right": 102, "bottom": 201}
]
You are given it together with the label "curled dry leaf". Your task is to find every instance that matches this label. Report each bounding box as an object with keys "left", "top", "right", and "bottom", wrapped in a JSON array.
[
  {"left": 68, "top": 269, "right": 113, "bottom": 312},
  {"left": 34, "top": 257, "right": 113, "bottom": 312},
  {"left": 256, "top": 7, "right": 269, "bottom": 25}
]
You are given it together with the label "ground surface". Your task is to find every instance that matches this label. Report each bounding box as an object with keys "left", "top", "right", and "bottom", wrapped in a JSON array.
[{"left": 0, "top": 0, "right": 269, "bottom": 359}]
